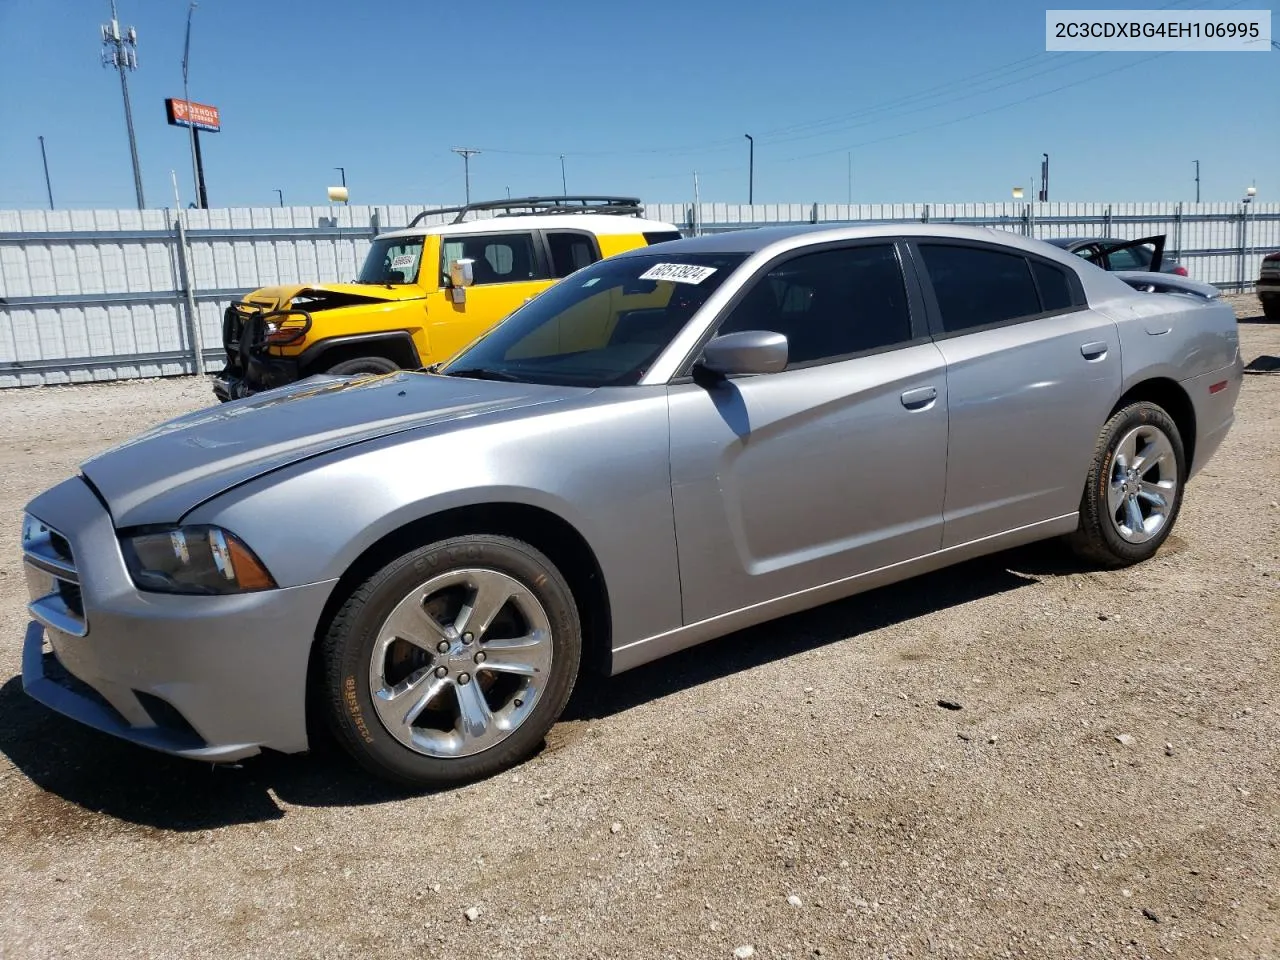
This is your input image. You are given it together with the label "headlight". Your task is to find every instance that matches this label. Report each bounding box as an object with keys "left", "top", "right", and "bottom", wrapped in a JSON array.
[{"left": 120, "top": 526, "right": 276, "bottom": 595}]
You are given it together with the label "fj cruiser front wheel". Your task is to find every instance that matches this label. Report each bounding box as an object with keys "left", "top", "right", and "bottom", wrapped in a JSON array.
[
  {"left": 1068, "top": 401, "right": 1186, "bottom": 568},
  {"left": 321, "top": 535, "right": 582, "bottom": 788}
]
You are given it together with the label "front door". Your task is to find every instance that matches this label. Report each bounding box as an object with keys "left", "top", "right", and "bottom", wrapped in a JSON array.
[
  {"left": 431, "top": 231, "right": 556, "bottom": 362},
  {"left": 667, "top": 242, "right": 950, "bottom": 626}
]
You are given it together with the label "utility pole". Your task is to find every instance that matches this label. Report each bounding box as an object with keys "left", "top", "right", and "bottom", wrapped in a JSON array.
[
  {"left": 452, "top": 148, "right": 481, "bottom": 204},
  {"left": 100, "top": 1, "right": 144, "bottom": 209},
  {"left": 182, "top": 3, "right": 204, "bottom": 208},
  {"left": 274, "top": 188, "right": 283, "bottom": 207},
  {"left": 1194, "top": 160, "right": 1200, "bottom": 203},
  {"left": 745, "top": 134, "right": 754, "bottom": 205},
  {"left": 38, "top": 136, "right": 54, "bottom": 210},
  {"left": 559, "top": 154, "right": 567, "bottom": 196}
]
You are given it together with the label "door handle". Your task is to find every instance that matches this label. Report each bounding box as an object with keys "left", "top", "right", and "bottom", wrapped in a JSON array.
[
  {"left": 900, "top": 386, "right": 937, "bottom": 410},
  {"left": 1080, "top": 341, "right": 1109, "bottom": 361}
]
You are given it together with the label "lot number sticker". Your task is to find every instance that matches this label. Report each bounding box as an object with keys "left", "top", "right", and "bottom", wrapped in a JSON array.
[
  {"left": 390, "top": 254, "right": 416, "bottom": 269},
  {"left": 638, "top": 263, "right": 718, "bottom": 285}
]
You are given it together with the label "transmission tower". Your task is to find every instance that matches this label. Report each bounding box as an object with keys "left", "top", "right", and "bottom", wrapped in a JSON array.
[{"left": 101, "top": 1, "right": 144, "bottom": 209}]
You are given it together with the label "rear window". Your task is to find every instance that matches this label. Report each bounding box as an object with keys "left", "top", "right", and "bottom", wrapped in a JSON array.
[
  {"left": 918, "top": 244, "right": 1042, "bottom": 333},
  {"left": 1030, "top": 260, "right": 1075, "bottom": 312},
  {"left": 643, "top": 231, "right": 683, "bottom": 245}
]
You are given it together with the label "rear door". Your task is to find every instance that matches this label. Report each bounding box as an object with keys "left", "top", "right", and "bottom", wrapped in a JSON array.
[
  {"left": 667, "top": 241, "right": 950, "bottom": 624},
  {"left": 910, "top": 240, "right": 1122, "bottom": 547}
]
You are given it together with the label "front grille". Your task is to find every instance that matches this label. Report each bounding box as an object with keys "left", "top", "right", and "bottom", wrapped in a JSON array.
[{"left": 22, "top": 514, "right": 87, "bottom": 637}]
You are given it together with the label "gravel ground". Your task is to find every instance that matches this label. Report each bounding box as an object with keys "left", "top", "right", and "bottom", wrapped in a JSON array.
[{"left": 0, "top": 295, "right": 1276, "bottom": 960}]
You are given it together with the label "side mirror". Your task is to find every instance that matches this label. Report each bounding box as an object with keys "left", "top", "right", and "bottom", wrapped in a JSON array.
[
  {"left": 448, "top": 258, "right": 475, "bottom": 303},
  {"left": 697, "top": 330, "right": 788, "bottom": 379}
]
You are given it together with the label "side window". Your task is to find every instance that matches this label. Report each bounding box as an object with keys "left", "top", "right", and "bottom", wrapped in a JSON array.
[
  {"left": 441, "top": 232, "right": 543, "bottom": 286},
  {"left": 1030, "top": 259, "right": 1076, "bottom": 312},
  {"left": 917, "top": 244, "right": 1041, "bottom": 333},
  {"left": 643, "top": 230, "right": 683, "bottom": 245},
  {"left": 546, "top": 232, "right": 600, "bottom": 279},
  {"left": 717, "top": 244, "right": 913, "bottom": 367},
  {"left": 1104, "top": 244, "right": 1151, "bottom": 271}
]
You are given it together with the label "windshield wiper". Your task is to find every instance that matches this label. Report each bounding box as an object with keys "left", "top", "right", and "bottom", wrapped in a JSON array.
[{"left": 444, "top": 367, "right": 524, "bottom": 383}]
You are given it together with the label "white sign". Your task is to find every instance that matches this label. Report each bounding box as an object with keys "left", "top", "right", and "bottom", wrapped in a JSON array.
[
  {"left": 638, "top": 262, "right": 718, "bottom": 285},
  {"left": 390, "top": 254, "right": 416, "bottom": 269}
]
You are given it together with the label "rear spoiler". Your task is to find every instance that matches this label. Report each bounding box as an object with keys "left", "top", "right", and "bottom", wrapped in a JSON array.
[{"left": 1113, "top": 271, "right": 1220, "bottom": 300}]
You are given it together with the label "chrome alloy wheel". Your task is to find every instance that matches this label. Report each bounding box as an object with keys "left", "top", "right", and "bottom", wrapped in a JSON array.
[
  {"left": 368, "top": 568, "right": 553, "bottom": 758},
  {"left": 1107, "top": 424, "right": 1179, "bottom": 544}
]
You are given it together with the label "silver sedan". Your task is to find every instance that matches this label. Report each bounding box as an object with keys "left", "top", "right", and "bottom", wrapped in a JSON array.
[{"left": 19, "top": 223, "right": 1243, "bottom": 787}]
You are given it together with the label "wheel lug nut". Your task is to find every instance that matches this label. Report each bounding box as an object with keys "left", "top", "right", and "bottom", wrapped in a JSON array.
[
  {"left": 474, "top": 651, "right": 486, "bottom": 664},
  {"left": 434, "top": 665, "right": 448, "bottom": 678},
  {"left": 436, "top": 641, "right": 450, "bottom": 654},
  {"left": 457, "top": 673, "right": 471, "bottom": 685},
  {"left": 513, "top": 698, "right": 524, "bottom": 708},
  {"left": 462, "top": 632, "right": 474, "bottom": 645}
]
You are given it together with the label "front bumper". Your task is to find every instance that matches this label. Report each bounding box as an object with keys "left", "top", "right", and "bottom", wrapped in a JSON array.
[
  {"left": 216, "top": 301, "right": 305, "bottom": 401},
  {"left": 21, "top": 475, "right": 337, "bottom": 763}
]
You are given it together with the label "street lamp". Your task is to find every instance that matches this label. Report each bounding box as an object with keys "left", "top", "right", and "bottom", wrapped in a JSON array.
[
  {"left": 334, "top": 166, "right": 346, "bottom": 189},
  {"left": 273, "top": 188, "right": 283, "bottom": 207},
  {"left": 745, "top": 134, "right": 754, "bottom": 205},
  {"left": 560, "top": 154, "right": 567, "bottom": 196}
]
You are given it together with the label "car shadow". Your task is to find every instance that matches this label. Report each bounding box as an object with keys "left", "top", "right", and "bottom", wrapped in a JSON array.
[{"left": 0, "top": 540, "right": 1082, "bottom": 832}]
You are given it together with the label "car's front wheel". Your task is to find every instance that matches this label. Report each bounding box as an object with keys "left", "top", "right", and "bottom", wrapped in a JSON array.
[
  {"left": 321, "top": 535, "right": 582, "bottom": 788},
  {"left": 1068, "top": 401, "right": 1186, "bottom": 567}
]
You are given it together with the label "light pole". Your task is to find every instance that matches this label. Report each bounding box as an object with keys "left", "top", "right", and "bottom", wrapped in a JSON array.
[
  {"left": 560, "top": 154, "right": 567, "bottom": 196},
  {"left": 274, "top": 188, "right": 283, "bottom": 207},
  {"left": 100, "top": 1, "right": 144, "bottom": 208},
  {"left": 1039, "top": 153, "right": 1049, "bottom": 202},
  {"left": 452, "top": 148, "right": 481, "bottom": 204},
  {"left": 745, "top": 134, "right": 754, "bottom": 205},
  {"left": 182, "top": 3, "right": 204, "bottom": 208},
  {"left": 38, "top": 136, "right": 54, "bottom": 210},
  {"left": 1194, "top": 160, "right": 1200, "bottom": 203},
  {"left": 334, "top": 166, "right": 346, "bottom": 190}
]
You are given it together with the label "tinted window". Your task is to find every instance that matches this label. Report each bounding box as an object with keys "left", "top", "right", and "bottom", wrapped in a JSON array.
[
  {"left": 918, "top": 244, "right": 1041, "bottom": 333},
  {"left": 717, "top": 245, "right": 912, "bottom": 367},
  {"left": 547, "top": 232, "right": 600, "bottom": 278},
  {"left": 441, "top": 233, "right": 543, "bottom": 286},
  {"left": 1030, "top": 260, "right": 1075, "bottom": 312},
  {"left": 643, "top": 231, "right": 683, "bottom": 245}
]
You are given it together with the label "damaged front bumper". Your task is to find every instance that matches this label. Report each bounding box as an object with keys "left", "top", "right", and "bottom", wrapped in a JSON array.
[{"left": 215, "top": 301, "right": 311, "bottom": 402}]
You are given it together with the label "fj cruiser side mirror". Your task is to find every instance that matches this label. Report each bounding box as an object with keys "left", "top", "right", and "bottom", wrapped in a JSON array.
[{"left": 448, "top": 258, "right": 475, "bottom": 304}]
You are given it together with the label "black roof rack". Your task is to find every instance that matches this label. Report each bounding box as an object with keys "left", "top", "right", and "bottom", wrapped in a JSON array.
[{"left": 408, "top": 195, "right": 644, "bottom": 227}]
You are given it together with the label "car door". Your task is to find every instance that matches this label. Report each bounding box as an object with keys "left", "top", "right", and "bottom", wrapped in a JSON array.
[
  {"left": 909, "top": 240, "right": 1122, "bottom": 548},
  {"left": 432, "top": 231, "right": 556, "bottom": 361},
  {"left": 666, "top": 241, "right": 949, "bottom": 626}
]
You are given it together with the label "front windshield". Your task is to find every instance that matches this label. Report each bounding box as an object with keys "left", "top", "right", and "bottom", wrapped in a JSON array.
[
  {"left": 440, "top": 252, "right": 747, "bottom": 387},
  {"left": 357, "top": 236, "right": 424, "bottom": 285}
]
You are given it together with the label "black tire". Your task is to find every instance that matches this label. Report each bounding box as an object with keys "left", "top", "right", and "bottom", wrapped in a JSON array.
[
  {"left": 1262, "top": 297, "right": 1280, "bottom": 322},
  {"left": 1068, "top": 401, "right": 1187, "bottom": 568},
  {"left": 320, "top": 534, "right": 581, "bottom": 788},
  {"left": 325, "top": 356, "right": 400, "bottom": 376}
]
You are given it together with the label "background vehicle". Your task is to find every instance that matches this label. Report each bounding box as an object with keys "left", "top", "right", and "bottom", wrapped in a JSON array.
[
  {"left": 212, "top": 196, "right": 684, "bottom": 402},
  {"left": 21, "top": 224, "right": 1242, "bottom": 789},
  {"left": 1045, "top": 235, "right": 1189, "bottom": 276},
  {"left": 1257, "top": 251, "right": 1280, "bottom": 320}
]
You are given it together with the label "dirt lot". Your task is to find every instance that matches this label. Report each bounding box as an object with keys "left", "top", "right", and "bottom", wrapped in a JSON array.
[{"left": 0, "top": 296, "right": 1276, "bottom": 960}]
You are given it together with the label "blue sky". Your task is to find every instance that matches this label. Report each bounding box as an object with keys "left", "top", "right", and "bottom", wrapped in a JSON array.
[{"left": 0, "top": 0, "right": 1274, "bottom": 209}]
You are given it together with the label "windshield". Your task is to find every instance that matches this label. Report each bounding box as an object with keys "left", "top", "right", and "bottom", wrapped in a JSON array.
[
  {"left": 357, "top": 236, "right": 424, "bottom": 285},
  {"left": 440, "top": 252, "right": 747, "bottom": 387}
]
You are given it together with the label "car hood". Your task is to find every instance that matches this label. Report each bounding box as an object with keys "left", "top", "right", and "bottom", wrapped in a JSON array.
[
  {"left": 246, "top": 282, "right": 425, "bottom": 309},
  {"left": 80, "top": 372, "right": 583, "bottom": 527}
]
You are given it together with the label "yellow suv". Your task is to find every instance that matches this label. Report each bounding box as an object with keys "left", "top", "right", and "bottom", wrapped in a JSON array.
[{"left": 212, "top": 196, "right": 682, "bottom": 401}]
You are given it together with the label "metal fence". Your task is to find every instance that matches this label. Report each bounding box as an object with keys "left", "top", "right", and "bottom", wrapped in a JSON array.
[{"left": 2, "top": 200, "right": 1276, "bottom": 388}]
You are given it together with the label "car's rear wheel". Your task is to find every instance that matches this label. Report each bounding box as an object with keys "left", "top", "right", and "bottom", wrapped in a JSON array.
[
  {"left": 1068, "top": 401, "right": 1186, "bottom": 568},
  {"left": 325, "top": 356, "right": 400, "bottom": 377},
  {"left": 321, "top": 535, "right": 581, "bottom": 788}
]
